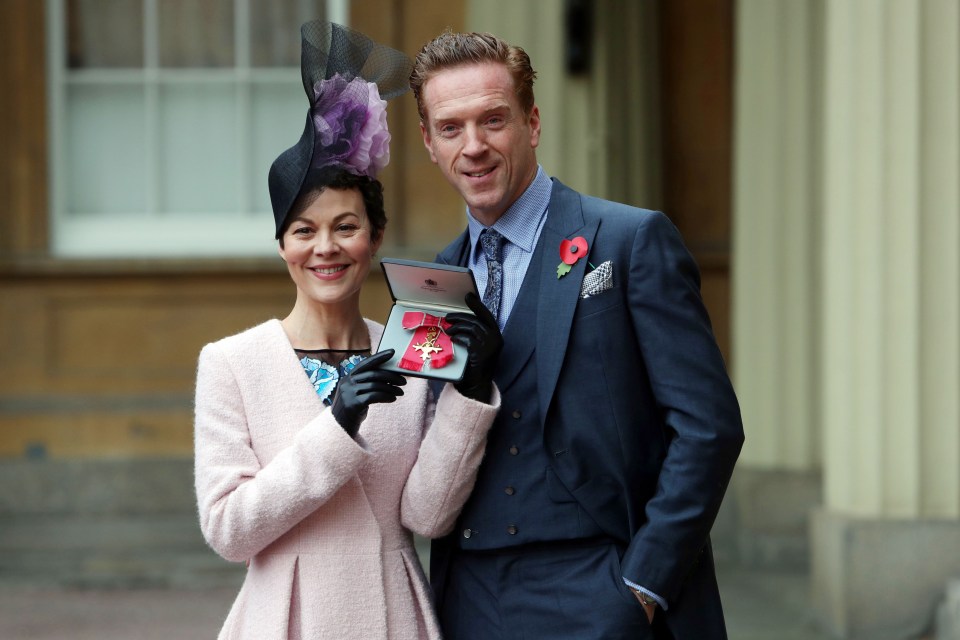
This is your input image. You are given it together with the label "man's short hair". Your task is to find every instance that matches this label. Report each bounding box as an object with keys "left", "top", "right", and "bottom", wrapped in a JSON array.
[{"left": 410, "top": 30, "right": 537, "bottom": 122}]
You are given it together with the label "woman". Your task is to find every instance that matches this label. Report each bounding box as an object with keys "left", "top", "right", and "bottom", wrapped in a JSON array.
[{"left": 194, "top": 21, "right": 501, "bottom": 639}]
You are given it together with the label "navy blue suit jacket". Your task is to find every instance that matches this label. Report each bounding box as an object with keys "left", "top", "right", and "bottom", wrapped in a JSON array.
[{"left": 432, "top": 179, "right": 744, "bottom": 639}]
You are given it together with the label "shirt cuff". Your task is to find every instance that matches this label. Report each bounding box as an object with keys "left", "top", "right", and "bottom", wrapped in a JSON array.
[{"left": 622, "top": 578, "right": 668, "bottom": 611}]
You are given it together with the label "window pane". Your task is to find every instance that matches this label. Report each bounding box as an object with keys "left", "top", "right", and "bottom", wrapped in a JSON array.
[
  {"left": 66, "top": 85, "right": 147, "bottom": 215},
  {"left": 251, "top": 79, "right": 309, "bottom": 212},
  {"left": 159, "top": 84, "right": 239, "bottom": 214},
  {"left": 250, "top": 0, "right": 328, "bottom": 67},
  {"left": 67, "top": 0, "right": 143, "bottom": 68},
  {"left": 159, "top": 0, "right": 234, "bottom": 68},
  {"left": 53, "top": 0, "right": 351, "bottom": 257}
]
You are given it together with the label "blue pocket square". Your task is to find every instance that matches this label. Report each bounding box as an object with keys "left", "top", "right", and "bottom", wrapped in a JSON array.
[{"left": 580, "top": 260, "right": 613, "bottom": 298}]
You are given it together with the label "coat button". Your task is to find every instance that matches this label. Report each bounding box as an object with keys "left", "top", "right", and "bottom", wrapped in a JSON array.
[
  {"left": 463, "top": 528, "right": 473, "bottom": 539},
  {"left": 512, "top": 410, "right": 522, "bottom": 419},
  {"left": 507, "top": 525, "right": 518, "bottom": 535},
  {"left": 504, "top": 486, "right": 515, "bottom": 496},
  {"left": 509, "top": 446, "right": 519, "bottom": 455}
]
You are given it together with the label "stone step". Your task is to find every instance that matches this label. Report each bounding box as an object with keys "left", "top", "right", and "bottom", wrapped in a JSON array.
[
  {"left": 0, "top": 515, "right": 244, "bottom": 589},
  {"left": 0, "top": 459, "right": 197, "bottom": 516}
]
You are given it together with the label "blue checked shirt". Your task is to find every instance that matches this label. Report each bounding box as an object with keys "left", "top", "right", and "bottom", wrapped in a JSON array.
[
  {"left": 466, "top": 166, "right": 551, "bottom": 331},
  {"left": 464, "top": 165, "right": 668, "bottom": 612}
]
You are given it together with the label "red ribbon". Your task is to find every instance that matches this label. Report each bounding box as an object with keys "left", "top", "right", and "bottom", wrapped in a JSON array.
[{"left": 398, "top": 312, "right": 454, "bottom": 372}]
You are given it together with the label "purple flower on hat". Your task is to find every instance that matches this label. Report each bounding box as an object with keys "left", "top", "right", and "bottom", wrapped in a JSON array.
[
  {"left": 349, "top": 88, "right": 390, "bottom": 176},
  {"left": 311, "top": 74, "right": 391, "bottom": 178}
]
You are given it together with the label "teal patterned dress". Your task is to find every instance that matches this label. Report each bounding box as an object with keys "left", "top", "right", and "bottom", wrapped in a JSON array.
[{"left": 294, "top": 348, "right": 370, "bottom": 406}]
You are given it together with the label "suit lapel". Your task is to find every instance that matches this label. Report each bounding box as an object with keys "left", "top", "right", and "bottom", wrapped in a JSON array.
[
  {"left": 536, "top": 181, "right": 600, "bottom": 419},
  {"left": 493, "top": 238, "right": 541, "bottom": 390},
  {"left": 435, "top": 230, "right": 471, "bottom": 267}
]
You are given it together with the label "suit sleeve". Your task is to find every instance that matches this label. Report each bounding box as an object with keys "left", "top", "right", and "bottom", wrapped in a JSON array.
[
  {"left": 193, "top": 342, "right": 370, "bottom": 562},
  {"left": 400, "top": 383, "right": 500, "bottom": 538},
  {"left": 620, "top": 211, "right": 744, "bottom": 603}
]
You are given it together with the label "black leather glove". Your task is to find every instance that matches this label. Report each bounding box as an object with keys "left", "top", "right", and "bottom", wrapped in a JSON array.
[
  {"left": 444, "top": 292, "right": 503, "bottom": 403},
  {"left": 330, "top": 349, "right": 406, "bottom": 438}
]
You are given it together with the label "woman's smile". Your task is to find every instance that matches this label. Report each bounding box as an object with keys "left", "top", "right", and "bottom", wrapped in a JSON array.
[{"left": 309, "top": 264, "right": 349, "bottom": 278}]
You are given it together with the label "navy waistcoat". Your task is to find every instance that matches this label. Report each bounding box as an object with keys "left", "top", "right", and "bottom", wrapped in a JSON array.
[{"left": 455, "top": 246, "right": 604, "bottom": 550}]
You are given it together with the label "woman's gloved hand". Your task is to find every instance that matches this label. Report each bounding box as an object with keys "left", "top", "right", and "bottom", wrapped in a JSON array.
[
  {"left": 330, "top": 349, "right": 406, "bottom": 437},
  {"left": 444, "top": 292, "right": 503, "bottom": 403}
]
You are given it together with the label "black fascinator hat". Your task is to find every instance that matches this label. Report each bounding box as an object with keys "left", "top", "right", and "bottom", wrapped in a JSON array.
[{"left": 268, "top": 21, "right": 413, "bottom": 238}]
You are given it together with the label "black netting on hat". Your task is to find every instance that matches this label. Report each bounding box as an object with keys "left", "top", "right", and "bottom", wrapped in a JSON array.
[
  {"left": 268, "top": 20, "right": 412, "bottom": 238},
  {"left": 299, "top": 21, "right": 412, "bottom": 102}
]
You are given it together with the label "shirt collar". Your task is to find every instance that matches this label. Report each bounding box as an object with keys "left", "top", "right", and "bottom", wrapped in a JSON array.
[{"left": 467, "top": 166, "right": 551, "bottom": 254}]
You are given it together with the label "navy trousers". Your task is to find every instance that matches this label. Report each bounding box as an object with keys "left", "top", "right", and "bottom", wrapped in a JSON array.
[{"left": 438, "top": 539, "right": 674, "bottom": 640}]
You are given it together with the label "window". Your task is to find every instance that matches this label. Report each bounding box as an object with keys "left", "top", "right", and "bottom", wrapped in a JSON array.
[{"left": 47, "top": 0, "right": 349, "bottom": 258}]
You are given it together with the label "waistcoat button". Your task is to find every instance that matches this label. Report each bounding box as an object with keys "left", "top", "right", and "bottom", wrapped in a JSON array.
[
  {"left": 504, "top": 486, "right": 515, "bottom": 495},
  {"left": 509, "top": 446, "right": 519, "bottom": 455},
  {"left": 463, "top": 528, "right": 473, "bottom": 539},
  {"left": 512, "top": 410, "right": 522, "bottom": 419},
  {"left": 507, "top": 525, "right": 518, "bottom": 535}
]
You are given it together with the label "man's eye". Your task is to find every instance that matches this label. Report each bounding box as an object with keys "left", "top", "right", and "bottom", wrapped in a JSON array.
[{"left": 439, "top": 124, "right": 459, "bottom": 136}]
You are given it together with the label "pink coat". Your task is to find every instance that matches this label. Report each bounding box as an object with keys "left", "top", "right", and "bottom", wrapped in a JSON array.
[{"left": 194, "top": 319, "right": 499, "bottom": 639}]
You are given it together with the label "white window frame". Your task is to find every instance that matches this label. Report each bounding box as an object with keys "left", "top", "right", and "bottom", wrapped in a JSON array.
[{"left": 46, "top": 0, "right": 349, "bottom": 258}]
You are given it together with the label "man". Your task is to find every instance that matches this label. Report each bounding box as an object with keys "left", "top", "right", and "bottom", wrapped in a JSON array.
[{"left": 410, "top": 30, "right": 744, "bottom": 640}]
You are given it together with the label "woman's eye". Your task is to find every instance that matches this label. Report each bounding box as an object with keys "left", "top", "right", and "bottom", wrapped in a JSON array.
[{"left": 337, "top": 224, "right": 359, "bottom": 233}]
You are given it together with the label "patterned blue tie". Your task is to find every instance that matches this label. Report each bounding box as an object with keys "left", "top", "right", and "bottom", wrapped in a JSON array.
[{"left": 479, "top": 229, "right": 506, "bottom": 320}]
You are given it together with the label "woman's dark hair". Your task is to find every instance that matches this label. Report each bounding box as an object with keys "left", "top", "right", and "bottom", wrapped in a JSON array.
[{"left": 277, "top": 167, "right": 386, "bottom": 246}]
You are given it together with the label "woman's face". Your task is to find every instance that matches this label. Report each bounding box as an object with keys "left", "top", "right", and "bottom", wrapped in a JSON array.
[{"left": 278, "top": 187, "right": 382, "bottom": 311}]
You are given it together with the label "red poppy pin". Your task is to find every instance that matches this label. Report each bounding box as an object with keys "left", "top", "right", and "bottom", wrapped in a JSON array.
[{"left": 557, "top": 236, "right": 588, "bottom": 278}]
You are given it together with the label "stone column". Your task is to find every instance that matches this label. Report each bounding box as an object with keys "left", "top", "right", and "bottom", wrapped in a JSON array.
[
  {"left": 731, "top": 0, "right": 824, "bottom": 568},
  {"left": 813, "top": 0, "right": 960, "bottom": 637}
]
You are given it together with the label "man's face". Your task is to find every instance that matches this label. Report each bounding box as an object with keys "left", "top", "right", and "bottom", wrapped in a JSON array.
[{"left": 419, "top": 62, "right": 541, "bottom": 226}]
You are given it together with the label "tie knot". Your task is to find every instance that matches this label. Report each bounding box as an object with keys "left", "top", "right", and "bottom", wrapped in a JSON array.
[{"left": 479, "top": 229, "right": 505, "bottom": 262}]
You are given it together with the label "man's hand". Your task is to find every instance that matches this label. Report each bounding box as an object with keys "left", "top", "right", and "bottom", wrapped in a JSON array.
[
  {"left": 444, "top": 292, "right": 503, "bottom": 403},
  {"left": 632, "top": 591, "right": 657, "bottom": 624}
]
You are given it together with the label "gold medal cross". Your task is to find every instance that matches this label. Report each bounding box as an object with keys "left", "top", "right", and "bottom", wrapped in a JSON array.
[{"left": 413, "top": 327, "right": 443, "bottom": 362}]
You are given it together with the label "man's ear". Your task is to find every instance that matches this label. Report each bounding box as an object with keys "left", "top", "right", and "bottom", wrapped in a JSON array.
[
  {"left": 420, "top": 121, "right": 438, "bottom": 164},
  {"left": 528, "top": 105, "right": 541, "bottom": 150}
]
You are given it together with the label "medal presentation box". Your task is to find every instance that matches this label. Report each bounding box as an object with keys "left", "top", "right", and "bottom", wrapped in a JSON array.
[{"left": 376, "top": 258, "right": 479, "bottom": 383}]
